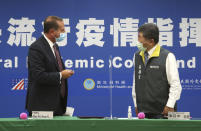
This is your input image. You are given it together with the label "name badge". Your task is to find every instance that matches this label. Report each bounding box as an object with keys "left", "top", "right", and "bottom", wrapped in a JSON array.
[
  {"left": 32, "top": 111, "right": 53, "bottom": 119},
  {"left": 168, "top": 112, "right": 190, "bottom": 120},
  {"left": 150, "top": 65, "right": 159, "bottom": 69}
]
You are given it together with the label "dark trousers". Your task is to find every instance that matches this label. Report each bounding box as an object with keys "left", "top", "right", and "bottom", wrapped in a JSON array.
[
  {"left": 145, "top": 113, "right": 167, "bottom": 119},
  {"left": 29, "top": 97, "right": 65, "bottom": 117}
]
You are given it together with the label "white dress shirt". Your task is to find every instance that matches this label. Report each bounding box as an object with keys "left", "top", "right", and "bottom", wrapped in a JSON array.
[
  {"left": 132, "top": 44, "right": 182, "bottom": 108},
  {"left": 43, "top": 34, "right": 62, "bottom": 80},
  {"left": 44, "top": 34, "right": 56, "bottom": 57}
]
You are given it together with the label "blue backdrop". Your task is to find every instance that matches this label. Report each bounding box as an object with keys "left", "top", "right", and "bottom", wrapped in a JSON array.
[{"left": 0, "top": 0, "right": 201, "bottom": 118}]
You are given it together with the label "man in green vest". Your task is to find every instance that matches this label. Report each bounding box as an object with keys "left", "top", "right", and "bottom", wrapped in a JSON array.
[{"left": 132, "top": 23, "right": 182, "bottom": 119}]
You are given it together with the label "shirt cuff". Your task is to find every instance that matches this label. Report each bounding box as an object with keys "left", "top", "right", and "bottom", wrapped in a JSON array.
[
  {"left": 59, "top": 72, "right": 62, "bottom": 83},
  {"left": 166, "top": 98, "right": 176, "bottom": 108},
  {"left": 133, "top": 98, "right": 137, "bottom": 107}
]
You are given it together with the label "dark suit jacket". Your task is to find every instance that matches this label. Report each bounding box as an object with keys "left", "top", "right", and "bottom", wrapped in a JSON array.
[{"left": 25, "top": 36, "right": 68, "bottom": 115}]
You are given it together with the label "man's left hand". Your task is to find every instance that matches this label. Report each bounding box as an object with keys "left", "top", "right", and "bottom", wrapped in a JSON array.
[{"left": 162, "top": 106, "right": 174, "bottom": 116}]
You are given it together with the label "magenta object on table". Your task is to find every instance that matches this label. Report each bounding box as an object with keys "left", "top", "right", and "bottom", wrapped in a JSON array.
[
  {"left": 20, "top": 112, "right": 27, "bottom": 119},
  {"left": 138, "top": 112, "right": 145, "bottom": 119}
]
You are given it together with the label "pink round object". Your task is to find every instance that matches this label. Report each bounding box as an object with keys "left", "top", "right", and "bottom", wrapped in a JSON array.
[
  {"left": 20, "top": 112, "right": 27, "bottom": 119},
  {"left": 138, "top": 112, "right": 145, "bottom": 119}
]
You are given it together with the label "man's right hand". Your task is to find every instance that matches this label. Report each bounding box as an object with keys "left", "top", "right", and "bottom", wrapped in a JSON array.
[
  {"left": 61, "top": 69, "right": 74, "bottom": 79},
  {"left": 135, "top": 107, "right": 138, "bottom": 116}
]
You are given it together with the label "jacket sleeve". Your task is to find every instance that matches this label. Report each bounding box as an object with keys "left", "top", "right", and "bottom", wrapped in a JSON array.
[{"left": 28, "top": 45, "right": 60, "bottom": 86}]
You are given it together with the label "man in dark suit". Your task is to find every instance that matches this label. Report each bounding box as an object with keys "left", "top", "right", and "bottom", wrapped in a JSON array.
[{"left": 26, "top": 16, "right": 74, "bottom": 116}]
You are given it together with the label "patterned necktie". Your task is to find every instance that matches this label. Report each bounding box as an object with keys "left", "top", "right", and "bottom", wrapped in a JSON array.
[
  {"left": 144, "top": 51, "right": 149, "bottom": 66},
  {"left": 53, "top": 44, "right": 65, "bottom": 98}
]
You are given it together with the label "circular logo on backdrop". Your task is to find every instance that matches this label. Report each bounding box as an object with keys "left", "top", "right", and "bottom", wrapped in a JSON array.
[{"left": 83, "top": 78, "right": 95, "bottom": 90}]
